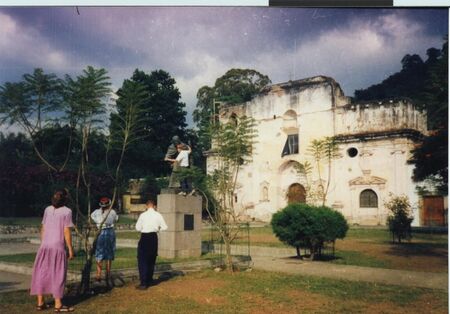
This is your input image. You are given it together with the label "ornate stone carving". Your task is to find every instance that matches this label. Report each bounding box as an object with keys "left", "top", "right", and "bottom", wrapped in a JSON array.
[{"left": 348, "top": 175, "right": 386, "bottom": 186}]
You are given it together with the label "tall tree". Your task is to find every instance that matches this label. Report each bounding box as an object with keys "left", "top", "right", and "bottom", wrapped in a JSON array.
[
  {"left": 354, "top": 39, "right": 448, "bottom": 194},
  {"left": 409, "top": 39, "right": 448, "bottom": 194},
  {"left": 199, "top": 115, "right": 256, "bottom": 272},
  {"left": 193, "top": 68, "right": 271, "bottom": 163},
  {"left": 214, "top": 68, "right": 271, "bottom": 103},
  {"left": 0, "top": 69, "right": 67, "bottom": 172},
  {"left": 111, "top": 69, "right": 187, "bottom": 178},
  {"left": 354, "top": 54, "right": 427, "bottom": 101}
]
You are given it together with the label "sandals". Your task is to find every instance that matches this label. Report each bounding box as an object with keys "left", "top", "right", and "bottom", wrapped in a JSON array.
[
  {"left": 36, "top": 303, "right": 48, "bottom": 311},
  {"left": 54, "top": 305, "right": 74, "bottom": 312}
]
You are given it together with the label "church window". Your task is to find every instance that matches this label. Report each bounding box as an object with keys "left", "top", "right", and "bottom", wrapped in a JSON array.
[
  {"left": 347, "top": 147, "right": 358, "bottom": 158},
  {"left": 281, "top": 134, "right": 299, "bottom": 157},
  {"left": 360, "top": 189, "right": 378, "bottom": 208},
  {"left": 229, "top": 113, "right": 238, "bottom": 126}
]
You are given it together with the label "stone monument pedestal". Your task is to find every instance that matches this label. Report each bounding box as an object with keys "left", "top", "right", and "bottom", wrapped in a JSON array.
[{"left": 157, "top": 191, "right": 202, "bottom": 258}]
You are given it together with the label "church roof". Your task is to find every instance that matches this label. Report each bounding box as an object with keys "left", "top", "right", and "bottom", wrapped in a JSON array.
[{"left": 260, "top": 75, "right": 344, "bottom": 95}]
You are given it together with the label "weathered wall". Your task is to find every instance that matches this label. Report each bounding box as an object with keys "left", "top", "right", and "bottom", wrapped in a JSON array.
[
  {"left": 206, "top": 76, "right": 427, "bottom": 225},
  {"left": 335, "top": 100, "right": 427, "bottom": 136}
]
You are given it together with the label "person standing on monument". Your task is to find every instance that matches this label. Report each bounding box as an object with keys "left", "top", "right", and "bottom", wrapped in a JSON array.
[
  {"left": 164, "top": 135, "right": 189, "bottom": 189},
  {"left": 135, "top": 199, "right": 168, "bottom": 290},
  {"left": 166, "top": 144, "right": 192, "bottom": 196}
]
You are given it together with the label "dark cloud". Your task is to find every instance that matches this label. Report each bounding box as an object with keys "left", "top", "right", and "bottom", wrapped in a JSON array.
[{"left": 0, "top": 7, "right": 447, "bottom": 126}]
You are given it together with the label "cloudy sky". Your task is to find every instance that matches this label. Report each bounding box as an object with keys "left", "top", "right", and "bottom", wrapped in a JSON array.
[{"left": 0, "top": 7, "right": 448, "bottom": 126}]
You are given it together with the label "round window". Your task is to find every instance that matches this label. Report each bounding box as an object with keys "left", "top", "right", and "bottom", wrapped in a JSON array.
[{"left": 347, "top": 147, "right": 358, "bottom": 158}]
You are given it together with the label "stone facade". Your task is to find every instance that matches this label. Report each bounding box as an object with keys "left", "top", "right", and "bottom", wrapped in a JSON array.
[{"left": 206, "top": 76, "right": 428, "bottom": 226}]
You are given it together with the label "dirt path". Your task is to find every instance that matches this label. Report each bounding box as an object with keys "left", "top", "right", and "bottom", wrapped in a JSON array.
[
  {"left": 251, "top": 256, "right": 448, "bottom": 291},
  {"left": 0, "top": 271, "right": 30, "bottom": 293}
]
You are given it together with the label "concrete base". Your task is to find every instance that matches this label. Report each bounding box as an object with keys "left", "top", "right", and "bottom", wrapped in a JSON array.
[{"left": 157, "top": 193, "right": 202, "bottom": 258}]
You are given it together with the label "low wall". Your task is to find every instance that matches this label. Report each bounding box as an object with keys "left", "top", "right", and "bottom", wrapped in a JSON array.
[
  {"left": 0, "top": 255, "right": 252, "bottom": 285},
  {"left": 0, "top": 223, "right": 136, "bottom": 235},
  {"left": 0, "top": 225, "right": 40, "bottom": 234}
]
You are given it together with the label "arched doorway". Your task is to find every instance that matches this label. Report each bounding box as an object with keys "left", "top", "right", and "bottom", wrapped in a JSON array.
[{"left": 287, "top": 183, "right": 306, "bottom": 204}]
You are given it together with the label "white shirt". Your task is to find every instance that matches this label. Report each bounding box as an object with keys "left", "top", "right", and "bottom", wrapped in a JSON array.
[
  {"left": 135, "top": 208, "right": 168, "bottom": 233},
  {"left": 91, "top": 208, "right": 118, "bottom": 229},
  {"left": 176, "top": 150, "right": 190, "bottom": 167}
]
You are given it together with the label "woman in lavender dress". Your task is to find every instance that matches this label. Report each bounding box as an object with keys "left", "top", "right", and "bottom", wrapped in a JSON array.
[{"left": 30, "top": 189, "right": 75, "bottom": 312}]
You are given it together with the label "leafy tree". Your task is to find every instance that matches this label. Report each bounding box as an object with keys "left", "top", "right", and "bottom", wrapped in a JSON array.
[
  {"left": 385, "top": 194, "right": 413, "bottom": 243},
  {"left": 355, "top": 39, "right": 448, "bottom": 194},
  {"left": 308, "top": 137, "right": 340, "bottom": 205},
  {"left": 214, "top": 68, "right": 271, "bottom": 104},
  {"left": 23, "top": 68, "right": 63, "bottom": 130},
  {"left": 0, "top": 69, "right": 68, "bottom": 172},
  {"left": 193, "top": 69, "right": 270, "bottom": 163},
  {"left": 294, "top": 137, "right": 340, "bottom": 205},
  {"left": 113, "top": 69, "right": 187, "bottom": 178},
  {"left": 0, "top": 66, "right": 149, "bottom": 294},
  {"left": 408, "top": 39, "right": 448, "bottom": 194},
  {"left": 271, "top": 203, "right": 348, "bottom": 259},
  {"left": 195, "top": 115, "right": 256, "bottom": 272},
  {"left": 354, "top": 54, "right": 426, "bottom": 101}
]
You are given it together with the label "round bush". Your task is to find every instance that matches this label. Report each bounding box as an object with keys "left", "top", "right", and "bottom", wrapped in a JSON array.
[{"left": 271, "top": 203, "right": 348, "bottom": 259}]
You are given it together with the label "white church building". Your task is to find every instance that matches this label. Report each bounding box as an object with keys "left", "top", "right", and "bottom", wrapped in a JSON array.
[{"left": 206, "top": 76, "right": 431, "bottom": 226}]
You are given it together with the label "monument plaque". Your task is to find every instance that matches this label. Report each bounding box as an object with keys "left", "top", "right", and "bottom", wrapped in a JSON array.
[
  {"left": 184, "top": 214, "right": 194, "bottom": 231},
  {"left": 157, "top": 192, "right": 202, "bottom": 258}
]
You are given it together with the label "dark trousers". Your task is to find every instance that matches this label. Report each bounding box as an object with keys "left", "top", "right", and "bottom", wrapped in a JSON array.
[
  {"left": 137, "top": 232, "right": 158, "bottom": 286},
  {"left": 179, "top": 166, "right": 192, "bottom": 193}
]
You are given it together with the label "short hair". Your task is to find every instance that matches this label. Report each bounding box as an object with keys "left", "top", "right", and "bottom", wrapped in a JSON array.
[
  {"left": 52, "top": 189, "right": 68, "bottom": 208},
  {"left": 146, "top": 199, "right": 156, "bottom": 206}
]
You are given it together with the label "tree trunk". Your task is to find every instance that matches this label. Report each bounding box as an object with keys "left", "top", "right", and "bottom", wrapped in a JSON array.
[
  {"left": 78, "top": 237, "right": 97, "bottom": 295},
  {"left": 296, "top": 246, "right": 301, "bottom": 258},
  {"left": 309, "top": 245, "right": 315, "bottom": 261},
  {"left": 78, "top": 256, "right": 92, "bottom": 295},
  {"left": 224, "top": 238, "right": 233, "bottom": 272}
]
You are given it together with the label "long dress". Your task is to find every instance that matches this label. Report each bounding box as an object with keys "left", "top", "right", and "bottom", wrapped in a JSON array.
[{"left": 30, "top": 205, "right": 74, "bottom": 299}]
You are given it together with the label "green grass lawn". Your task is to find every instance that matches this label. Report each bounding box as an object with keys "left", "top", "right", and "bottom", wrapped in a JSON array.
[
  {"left": 0, "top": 269, "right": 447, "bottom": 313},
  {"left": 330, "top": 250, "right": 389, "bottom": 268},
  {"left": 2, "top": 222, "right": 447, "bottom": 273},
  {"left": 0, "top": 217, "right": 43, "bottom": 226}
]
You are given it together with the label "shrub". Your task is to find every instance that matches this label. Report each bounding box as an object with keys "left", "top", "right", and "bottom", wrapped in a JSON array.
[
  {"left": 385, "top": 194, "right": 413, "bottom": 243},
  {"left": 271, "top": 203, "right": 348, "bottom": 259}
]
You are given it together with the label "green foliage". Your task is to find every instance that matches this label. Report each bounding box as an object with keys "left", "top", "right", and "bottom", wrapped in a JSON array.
[
  {"left": 110, "top": 69, "right": 188, "bottom": 178},
  {"left": 0, "top": 68, "right": 63, "bottom": 131},
  {"left": 385, "top": 194, "right": 413, "bottom": 243},
  {"left": 295, "top": 137, "right": 340, "bottom": 205},
  {"left": 109, "top": 79, "right": 149, "bottom": 149},
  {"left": 138, "top": 175, "right": 161, "bottom": 201},
  {"left": 208, "top": 116, "right": 256, "bottom": 212},
  {"left": 214, "top": 68, "right": 271, "bottom": 104},
  {"left": 64, "top": 66, "right": 111, "bottom": 125},
  {"left": 196, "top": 115, "right": 256, "bottom": 271},
  {"left": 193, "top": 68, "right": 270, "bottom": 160},
  {"left": 354, "top": 54, "right": 427, "bottom": 101},
  {"left": 408, "top": 39, "right": 448, "bottom": 194},
  {"left": 354, "top": 39, "right": 448, "bottom": 193},
  {"left": 271, "top": 203, "right": 348, "bottom": 259}
]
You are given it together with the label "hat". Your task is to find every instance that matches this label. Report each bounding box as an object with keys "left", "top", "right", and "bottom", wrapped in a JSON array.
[{"left": 99, "top": 197, "right": 112, "bottom": 207}]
